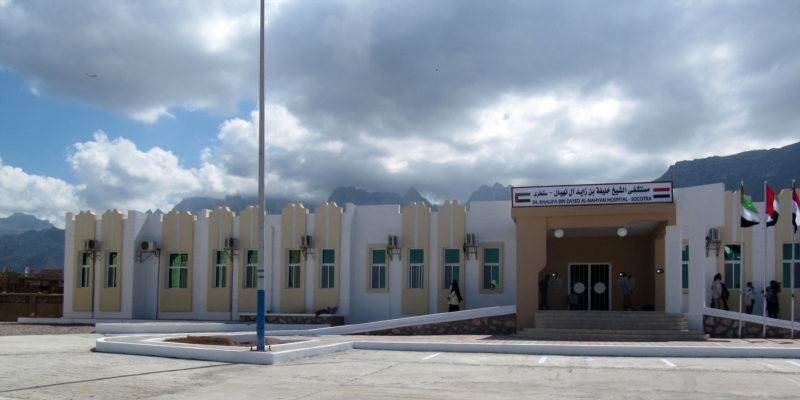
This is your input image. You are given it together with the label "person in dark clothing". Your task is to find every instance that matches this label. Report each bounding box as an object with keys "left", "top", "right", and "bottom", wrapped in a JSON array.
[
  {"left": 539, "top": 275, "right": 551, "bottom": 310},
  {"left": 720, "top": 281, "right": 730, "bottom": 311},
  {"left": 447, "top": 280, "right": 463, "bottom": 312}
]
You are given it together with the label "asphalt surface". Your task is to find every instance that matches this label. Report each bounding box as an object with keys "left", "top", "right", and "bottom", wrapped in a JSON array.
[
  {"left": 0, "top": 322, "right": 94, "bottom": 336},
  {"left": 3, "top": 333, "right": 800, "bottom": 399}
]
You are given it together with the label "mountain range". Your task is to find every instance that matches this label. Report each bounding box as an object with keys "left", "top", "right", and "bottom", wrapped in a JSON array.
[{"left": 0, "top": 213, "right": 54, "bottom": 237}]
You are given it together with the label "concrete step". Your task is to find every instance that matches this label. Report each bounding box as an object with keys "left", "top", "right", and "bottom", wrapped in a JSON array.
[
  {"left": 518, "top": 328, "right": 709, "bottom": 342},
  {"left": 535, "top": 322, "right": 689, "bottom": 331}
]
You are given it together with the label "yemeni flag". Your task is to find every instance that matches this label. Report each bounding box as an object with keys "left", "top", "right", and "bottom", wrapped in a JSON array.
[
  {"left": 741, "top": 184, "right": 760, "bottom": 228},
  {"left": 793, "top": 181, "right": 799, "bottom": 234},
  {"left": 766, "top": 184, "right": 780, "bottom": 227}
]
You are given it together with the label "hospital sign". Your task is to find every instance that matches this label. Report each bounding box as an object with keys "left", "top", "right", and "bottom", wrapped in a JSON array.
[{"left": 512, "top": 182, "right": 673, "bottom": 208}]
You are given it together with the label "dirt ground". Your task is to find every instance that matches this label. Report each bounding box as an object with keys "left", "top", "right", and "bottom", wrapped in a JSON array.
[{"left": 165, "top": 335, "right": 282, "bottom": 347}]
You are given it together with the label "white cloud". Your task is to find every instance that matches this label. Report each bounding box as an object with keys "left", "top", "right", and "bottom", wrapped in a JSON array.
[{"left": 0, "top": 157, "right": 82, "bottom": 227}]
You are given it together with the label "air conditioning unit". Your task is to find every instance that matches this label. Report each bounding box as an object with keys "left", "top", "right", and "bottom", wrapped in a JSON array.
[
  {"left": 465, "top": 233, "right": 475, "bottom": 246},
  {"left": 708, "top": 228, "right": 720, "bottom": 241},
  {"left": 300, "top": 235, "right": 312, "bottom": 248},
  {"left": 224, "top": 238, "right": 238, "bottom": 250},
  {"left": 84, "top": 239, "right": 100, "bottom": 251},
  {"left": 140, "top": 241, "right": 157, "bottom": 252},
  {"left": 388, "top": 235, "right": 398, "bottom": 248}
]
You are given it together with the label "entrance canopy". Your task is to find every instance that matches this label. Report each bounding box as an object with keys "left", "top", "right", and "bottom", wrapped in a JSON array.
[{"left": 511, "top": 183, "right": 676, "bottom": 330}]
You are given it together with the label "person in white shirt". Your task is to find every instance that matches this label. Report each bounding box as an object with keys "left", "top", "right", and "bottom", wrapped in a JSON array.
[
  {"left": 447, "top": 280, "right": 463, "bottom": 312},
  {"left": 711, "top": 273, "right": 723, "bottom": 309},
  {"left": 743, "top": 282, "right": 755, "bottom": 314}
]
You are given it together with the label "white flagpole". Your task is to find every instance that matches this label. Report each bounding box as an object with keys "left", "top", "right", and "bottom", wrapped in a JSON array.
[
  {"left": 256, "top": 0, "right": 266, "bottom": 352},
  {"left": 792, "top": 179, "right": 796, "bottom": 339},
  {"left": 763, "top": 181, "right": 768, "bottom": 338},
  {"left": 737, "top": 185, "right": 743, "bottom": 338}
]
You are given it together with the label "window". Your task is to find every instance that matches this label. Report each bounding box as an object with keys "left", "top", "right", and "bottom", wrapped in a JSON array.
[
  {"left": 483, "top": 247, "right": 500, "bottom": 290},
  {"left": 782, "top": 243, "right": 800, "bottom": 289},
  {"left": 681, "top": 245, "right": 689, "bottom": 290},
  {"left": 443, "top": 248, "right": 460, "bottom": 289},
  {"left": 168, "top": 253, "right": 188, "bottom": 289},
  {"left": 77, "top": 252, "right": 90, "bottom": 288},
  {"left": 244, "top": 250, "right": 257, "bottom": 289},
  {"left": 408, "top": 249, "right": 424, "bottom": 289},
  {"left": 723, "top": 244, "right": 741, "bottom": 289},
  {"left": 370, "top": 249, "right": 386, "bottom": 290},
  {"left": 106, "top": 252, "right": 118, "bottom": 288},
  {"left": 287, "top": 249, "right": 301, "bottom": 289},
  {"left": 320, "top": 249, "right": 335, "bottom": 289},
  {"left": 213, "top": 251, "right": 227, "bottom": 288}
]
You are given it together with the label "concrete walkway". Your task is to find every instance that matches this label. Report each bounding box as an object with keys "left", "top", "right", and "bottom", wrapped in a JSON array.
[{"left": 95, "top": 332, "right": 800, "bottom": 365}]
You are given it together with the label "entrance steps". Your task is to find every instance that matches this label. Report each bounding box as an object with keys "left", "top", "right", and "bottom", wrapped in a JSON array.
[{"left": 517, "top": 311, "right": 708, "bottom": 342}]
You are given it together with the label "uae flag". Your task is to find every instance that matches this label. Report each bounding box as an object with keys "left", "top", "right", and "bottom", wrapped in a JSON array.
[
  {"left": 741, "top": 185, "right": 760, "bottom": 228},
  {"left": 793, "top": 182, "right": 799, "bottom": 234},
  {"left": 766, "top": 185, "right": 779, "bottom": 227}
]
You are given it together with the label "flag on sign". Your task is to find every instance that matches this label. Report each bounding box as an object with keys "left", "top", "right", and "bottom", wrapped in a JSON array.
[
  {"left": 766, "top": 185, "right": 779, "bottom": 227},
  {"left": 741, "top": 185, "right": 760, "bottom": 228},
  {"left": 792, "top": 182, "right": 799, "bottom": 234}
]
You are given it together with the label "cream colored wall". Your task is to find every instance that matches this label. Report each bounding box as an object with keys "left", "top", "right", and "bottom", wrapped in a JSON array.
[
  {"left": 160, "top": 211, "right": 195, "bottom": 313},
  {"left": 237, "top": 205, "right": 261, "bottom": 313},
  {"left": 280, "top": 203, "right": 307, "bottom": 313},
  {"left": 99, "top": 210, "right": 125, "bottom": 312},
  {"left": 207, "top": 207, "right": 234, "bottom": 312},
  {"left": 401, "top": 202, "right": 430, "bottom": 315},
  {"left": 72, "top": 211, "right": 98, "bottom": 312},
  {"left": 715, "top": 190, "right": 754, "bottom": 312},
  {"left": 313, "top": 202, "right": 343, "bottom": 311},
  {"left": 436, "top": 200, "right": 466, "bottom": 313}
]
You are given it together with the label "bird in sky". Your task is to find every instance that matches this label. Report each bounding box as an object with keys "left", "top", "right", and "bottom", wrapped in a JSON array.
[{"left": 86, "top": 73, "right": 97, "bottom": 78}]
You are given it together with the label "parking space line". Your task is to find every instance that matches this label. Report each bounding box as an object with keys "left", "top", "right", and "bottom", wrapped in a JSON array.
[
  {"left": 661, "top": 359, "right": 676, "bottom": 367},
  {"left": 422, "top": 353, "right": 441, "bottom": 360},
  {"left": 786, "top": 361, "right": 800, "bottom": 368},
  {"left": 538, "top": 356, "right": 547, "bottom": 364}
]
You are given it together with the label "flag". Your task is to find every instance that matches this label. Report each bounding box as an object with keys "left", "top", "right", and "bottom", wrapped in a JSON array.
[
  {"left": 741, "top": 185, "right": 760, "bottom": 228},
  {"left": 766, "top": 185, "right": 779, "bottom": 227},
  {"left": 793, "top": 182, "right": 799, "bottom": 234}
]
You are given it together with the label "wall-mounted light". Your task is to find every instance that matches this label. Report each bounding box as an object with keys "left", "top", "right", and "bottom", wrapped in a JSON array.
[
  {"left": 554, "top": 229, "right": 564, "bottom": 238},
  {"left": 551, "top": 272, "right": 558, "bottom": 277},
  {"left": 656, "top": 269, "right": 664, "bottom": 274},
  {"left": 618, "top": 272, "right": 626, "bottom": 277},
  {"left": 617, "top": 227, "right": 628, "bottom": 237}
]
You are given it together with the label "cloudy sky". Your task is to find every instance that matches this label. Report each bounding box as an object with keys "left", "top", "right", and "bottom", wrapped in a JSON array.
[{"left": 1, "top": 0, "right": 799, "bottom": 227}]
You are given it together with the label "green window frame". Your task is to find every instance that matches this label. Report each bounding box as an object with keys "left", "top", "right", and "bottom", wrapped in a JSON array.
[
  {"left": 213, "top": 251, "right": 227, "bottom": 288},
  {"left": 371, "top": 249, "right": 386, "bottom": 290},
  {"left": 443, "top": 248, "right": 460, "bottom": 289},
  {"left": 287, "top": 249, "right": 301, "bottom": 289},
  {"left": 723, "top": 244, "right": 741, "bottom": 289},
  {"left": 321, "top": 249, "right": 335, "bottom": 289},
  {"left": 483, "top": 247, "right": 500, "bottom": 290},
  {"left": 244, "top": 250, "right": 257, "bottom": 289},
  {"left": 106, "top": 252, "right": 118, "bottom": 288},
  {"left": 168, "top": 253, "right": 188, "bottom": 289},
  {"left": 408, "top": 249, "right": 424, "bottom": 289},
  {"left": 681, "top": 244, "right": 689, "bottom": 290},
  {"left": 782, "top": 243, "right": 800, "bottom": 289},
  {"left": 78, "top": 252, "right": 90, "bottom": 288}
]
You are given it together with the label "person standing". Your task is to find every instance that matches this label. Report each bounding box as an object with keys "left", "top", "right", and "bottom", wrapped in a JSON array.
[
  {"left": 721, "top": 281, "right": 730, "bottom": 311},
  {"left": 539, "top": 274, "right": 551, "bottom": 310},
  {"left": 623, "top": 274, "right": 635, "bottom": 311},
  {"left": 765, "top": 280, "right": 781, "bottom": 318},
  {"left": 447, "top": 280, "right": 463, "bottom": 312},
  {"left": 743, "top": 282, "right": 755, "bottom": 314},
  {"left": 711, "top": 273, "right": 723, "bottom": 309}
]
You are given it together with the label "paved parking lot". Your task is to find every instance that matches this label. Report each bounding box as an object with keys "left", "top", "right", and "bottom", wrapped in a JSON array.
[{"left": 3, "top": 333, "right": 800, "bottom": 399}]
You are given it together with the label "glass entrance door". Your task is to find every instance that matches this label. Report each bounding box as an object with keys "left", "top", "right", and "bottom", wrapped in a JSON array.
[{"left": 569, "top": 263, "right": 611, "bottom": 310}]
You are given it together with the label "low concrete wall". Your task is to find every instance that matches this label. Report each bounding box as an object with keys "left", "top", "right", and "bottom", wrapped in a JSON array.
[
  {"left": 0, "top": 294, "right": 63, "bottom": 321},
  {"left": 704, "top": 315, "right": 800, "bottom": 339},
  {"left": 239, "top": 313, "right": 345, "bottom": 327},
  {"left": 357, "top": 314, "right": 516, "bottom": 336}
]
